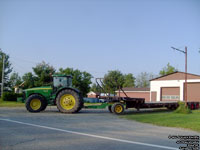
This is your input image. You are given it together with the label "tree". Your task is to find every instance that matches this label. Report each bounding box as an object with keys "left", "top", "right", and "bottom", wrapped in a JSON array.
[
  {"left": 0, "top": 50, "right": 12, "bottom": 88},
  {"left": 9, "top": 72, "right": 22, "bottom": 88},
  {"left": 123, "top": 73, "right": 135, "bottom": 87},
  {"left": 32, "top": 61, "right": 56, "bottom": 86},
  {"left": 59, "top": 68, "right": 92, "bottom": 97},
  {"left": 22, "top": 72, "right": 36, "bottom": 89},
  {"left": 136, "top": 72, "right": 154, "bottom": 88},
  {"left": 90, "top": 83, "right": 101, "bottom": 93},
  {"left": 159, "top": 63, "right": 177, "bottom": 76},
  {"left": 103, "top": 70, "right": 125, "bottom": 94}
]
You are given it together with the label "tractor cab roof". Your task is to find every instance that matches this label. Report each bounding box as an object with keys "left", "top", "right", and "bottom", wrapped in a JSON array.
[{"left": 52, "top": 74, "right": 72, "bottom": 78}]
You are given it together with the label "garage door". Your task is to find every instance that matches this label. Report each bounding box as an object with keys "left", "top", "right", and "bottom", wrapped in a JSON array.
[
  {"left": 187, "top": 82, "right": 200, "bottom": 102},
  {"left": 161, "top": 87, "right": 180, "bottom": 101}
]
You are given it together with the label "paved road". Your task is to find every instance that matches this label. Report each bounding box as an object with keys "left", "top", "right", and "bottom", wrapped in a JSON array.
[{"left": 0, "top": 107, "right": 199, "bottom": 150}]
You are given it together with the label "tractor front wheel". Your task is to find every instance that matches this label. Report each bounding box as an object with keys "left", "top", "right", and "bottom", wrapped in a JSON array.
[
  {"left": 108, "top": 105, "right": 113, "bottom": 113},
  {"left": 26, "top": 94, "right": 47, "bottom": 112},
  {"left": 56, "top": 89, "right": 83, "bottom": 113},
  {"left": 41, "top": 102, "right": 48, "bottom": 111}
]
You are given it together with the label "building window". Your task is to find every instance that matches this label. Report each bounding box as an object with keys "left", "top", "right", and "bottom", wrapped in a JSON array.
[{"left": 162, "top": 95, "right": 180, "bottom": 100}]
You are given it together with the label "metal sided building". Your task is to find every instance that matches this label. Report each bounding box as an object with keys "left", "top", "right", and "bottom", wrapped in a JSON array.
[{"left": 150, "top": 72, "right": 200, "bottom": 102}]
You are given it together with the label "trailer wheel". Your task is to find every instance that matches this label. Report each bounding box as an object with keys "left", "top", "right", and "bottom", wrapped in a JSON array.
[
  {"left": 108, "top": 105, "right": 113, "bottom": 113},
  {"left": 56, "top": 89, "right": 82, "bottom": 113},
  {"left": 112, "top": 103, "right": 124, "bottom": 115},
  {"left": 26, "top": 94, "right": 46, "bottom": 112}
]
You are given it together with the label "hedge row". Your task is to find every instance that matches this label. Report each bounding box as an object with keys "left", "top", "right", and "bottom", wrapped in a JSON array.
[{"left": 2, "top": 92, "right": 23, "bottom": 101}]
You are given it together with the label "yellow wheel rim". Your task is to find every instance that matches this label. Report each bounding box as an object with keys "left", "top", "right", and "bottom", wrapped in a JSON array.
[
  {"left": 60, "top": 94, "right": 76, "bottom": 110},
  {"left": 115, "top": 105, "right": 123, "bottom": 113},
  {"left": 30, "top": 99, "right": 41, "bottom": 110}
]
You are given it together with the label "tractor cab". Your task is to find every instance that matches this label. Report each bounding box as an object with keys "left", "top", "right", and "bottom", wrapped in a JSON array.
[{"left": 53, "top": 74, "right": 72, "bottom": 88}]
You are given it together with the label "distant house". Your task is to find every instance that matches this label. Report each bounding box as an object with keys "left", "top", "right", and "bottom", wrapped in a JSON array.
[
  {"left": 116, "top": 87, "right": 150, "bottom": 102},
  {"left": 87, "top": 91, "right": 100, "bottom": 98},
  {"left": 14, "top": 81, "right": 25, "bottom": 94}
]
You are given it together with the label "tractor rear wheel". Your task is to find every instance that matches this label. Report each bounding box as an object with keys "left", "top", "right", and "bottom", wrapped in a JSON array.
[
  {"left": 56, "top": 89, "right": 83, "bottom": 113},
  {"left": 111, "top": 103, "right": 124, "bottom": 115},
  {"left": 26, "top": 94, "right": 46, "bottom": 112},
  {"left": 77, "top": 94, "right": 84, "bottom": 112}
]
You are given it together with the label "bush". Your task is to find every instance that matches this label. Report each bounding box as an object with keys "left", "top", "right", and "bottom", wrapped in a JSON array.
[
  {"left": 2, "top": 92, "right": 21, "bottom": 101},
  {"left": 174, "top": 101, "right": 192, "bottom": 114}
]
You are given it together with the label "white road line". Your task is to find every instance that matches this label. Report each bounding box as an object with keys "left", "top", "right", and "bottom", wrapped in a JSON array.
[{"left": 0, "top": 118, "right": 178, "bottom": 150}]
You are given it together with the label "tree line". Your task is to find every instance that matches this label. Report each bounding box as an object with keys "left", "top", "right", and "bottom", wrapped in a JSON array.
[{"left": 1, "top": 50, "right": 177, "bottom": 97}]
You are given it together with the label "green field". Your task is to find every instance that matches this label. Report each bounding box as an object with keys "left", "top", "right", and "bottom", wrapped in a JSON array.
[
  {"left": 121, "top": 109, "right": 200, "bottom": 132},
  {"left": 0, "top": 99, "right": 24, "bottom": 107}
]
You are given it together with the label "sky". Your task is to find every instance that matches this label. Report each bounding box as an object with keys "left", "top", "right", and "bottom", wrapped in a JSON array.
[{"left": 0, "top": 0, "right": 200, "bottom": 79}]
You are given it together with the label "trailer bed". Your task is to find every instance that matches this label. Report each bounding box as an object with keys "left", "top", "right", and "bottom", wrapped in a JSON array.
[
  {"left": 84, "top": 97, "right": 199, "bottom": 114},
  {"left": 141, "top": 101, "right": 179, "bottom": 109}
]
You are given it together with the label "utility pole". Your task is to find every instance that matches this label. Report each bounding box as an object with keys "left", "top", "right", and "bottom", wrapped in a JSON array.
[
  {"left": 0, "top": 48, "right": 5, "bottom": 98},
  {"left": 171, "top": 46, "right": 187, "bottom": 106}
]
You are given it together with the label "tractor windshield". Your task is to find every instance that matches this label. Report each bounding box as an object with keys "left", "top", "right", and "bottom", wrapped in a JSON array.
[{"left": 53, "top": 76, "right": 72, "bottom": 88}]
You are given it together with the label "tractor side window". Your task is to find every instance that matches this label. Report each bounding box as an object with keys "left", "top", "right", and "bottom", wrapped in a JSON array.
[
  {"left": 67, "top": 77, "right": 72, "bottom": 87},
  {"left": 62, "top": 78, "right": 68, "bottom": 87}
]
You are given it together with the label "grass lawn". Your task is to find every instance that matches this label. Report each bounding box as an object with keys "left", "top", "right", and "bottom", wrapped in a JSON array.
[
  {"left": 120, "top": 109, "right": 200, "bottom": 132},
  {"left": 0, "top": 99, "right": 24, "bottom": 107}
]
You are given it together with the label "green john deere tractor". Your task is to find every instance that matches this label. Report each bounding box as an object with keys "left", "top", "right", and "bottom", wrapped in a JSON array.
[{"left": 23, "top": 74, "right": 83, "bottom": 113}]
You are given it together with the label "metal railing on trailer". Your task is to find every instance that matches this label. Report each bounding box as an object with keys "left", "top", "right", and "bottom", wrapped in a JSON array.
[{"left": 85, "top": 78, "right": 200, "bottom": 115}]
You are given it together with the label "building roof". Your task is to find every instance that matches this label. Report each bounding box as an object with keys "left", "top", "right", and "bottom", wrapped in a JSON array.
[
  {"left": 87, "top": 91, "right": 100, "bottom": 95},
  {"left": 119, "top": 87, "right": 150, "bottom": 92},
  {"left": 150, "top": 71, "right": 200, "bottom": 81}
]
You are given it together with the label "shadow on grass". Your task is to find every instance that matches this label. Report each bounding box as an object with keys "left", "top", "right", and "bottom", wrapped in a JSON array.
[{"left": 123, "top": 108, "right": 173, "bottom": 115}]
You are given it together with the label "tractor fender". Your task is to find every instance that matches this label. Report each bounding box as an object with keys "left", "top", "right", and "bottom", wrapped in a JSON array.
[
  {"left": 55, "top": 87, "right": 81, "bottom": 99},
  {"left": 25, "top": 93, "right": 47, "bottom": 102}
]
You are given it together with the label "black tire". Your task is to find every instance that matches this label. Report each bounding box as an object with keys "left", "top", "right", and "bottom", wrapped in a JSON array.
[
  {"left": 77, "top": 94, "right": 84, "bottom": 112},
  {"left": 41, "top": 102, "right": 48, "bottom": 111},
  {"left": 26, "top": 94, "right": 46, "bottom": 113},
  {"left": 56, "top": 89, "right": 82, "bottom": 113},
  {"left": 108, "top": 105, "right": 113, "bottom": 113},
  {"left": 111, "top": 103, "right": 124, "bottom": 115}
]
